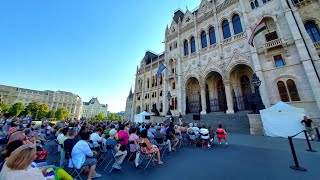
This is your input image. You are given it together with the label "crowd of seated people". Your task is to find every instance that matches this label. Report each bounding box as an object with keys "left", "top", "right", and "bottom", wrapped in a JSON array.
[{"left": 0, "top": 113, "right": 229, "bottom": 179}]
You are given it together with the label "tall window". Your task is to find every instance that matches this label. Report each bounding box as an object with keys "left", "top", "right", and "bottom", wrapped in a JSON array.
[
  {"left": 201, "top": 31, "right": 207, "bottom": 48},
  {"left": 277, "top": 81, "right": 289, "bottom": 102},
  {"left": 304, "top": 21, "right": 320, "bottom": 42},
  {"left": 274, "top": 55, "right": 285, "bottom": 67},
  {"left": 287, "top": 79, "right": 300, "bottom": 101},
  {"left": 172, "top": 82, "right": 176, "bottom": 89},
  {"left": 175, "top": 97, "right": 178, "bottom": 109},
  {"left": 147, "top": 78, "right": 150, "bottom": 88},
  {"left": 222, "top": 20, "right": 231, "bottom": 39},
  {"left": 184, "top": 40, "right": 189, "bottom": 56},
  {"left": 232, "top": 15, "right": 243, "bottom": 35},
  {"left": 191, "top": 36, "right": 196, "bottom": 53},
  {"left": 209, "top": 27, "right": 216, "bottom": 45},
  {"left": 265, "top": 31, "right": 278, "bottom": 42},
  {"left": 254, "top": 0, "right": 259, "bottom": 7}
]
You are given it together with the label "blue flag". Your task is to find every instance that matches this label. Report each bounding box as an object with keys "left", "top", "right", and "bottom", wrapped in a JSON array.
[{"left": 156, "top": 63, "right": 166, "bottom": 78}]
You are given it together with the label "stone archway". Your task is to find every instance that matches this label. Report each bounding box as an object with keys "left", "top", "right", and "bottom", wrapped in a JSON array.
[
  {"left": 185, "top": 77, "right": 201, "bottom": 114},
  {"left": 204, "top": 71, "right": 226, "bottom": 112},
  {"left": 230, "top": 64, "right": 254, "bottom": 111}
]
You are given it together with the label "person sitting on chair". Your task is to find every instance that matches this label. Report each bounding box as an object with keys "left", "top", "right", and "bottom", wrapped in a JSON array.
[
  {"left": 72, "top": 132, "right": 101, "bottom": 179},
  {"left": 140, "top": 130, "right": 163, "bottom": 165},
  {"left": 105, "top": 129, "right": 127, "bottom": 170},
  {"left": 154, "top": 127, "right": 172, "bottom": 153}
]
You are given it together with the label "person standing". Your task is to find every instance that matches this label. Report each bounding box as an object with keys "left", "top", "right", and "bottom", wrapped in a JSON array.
[
  {"left": 301, "top": 116, "right": 318, "bottom": 141},
  {"left": 178, "top": 113, "right": 182, "bottom": 125}
]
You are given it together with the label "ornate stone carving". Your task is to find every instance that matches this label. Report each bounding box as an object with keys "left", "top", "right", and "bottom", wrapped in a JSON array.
[
  {"left": 226, "top": 47, "right": 231, "bottom": 52},
  {"left": 239, "top": 42, "right": 244, "bottom": 48}
]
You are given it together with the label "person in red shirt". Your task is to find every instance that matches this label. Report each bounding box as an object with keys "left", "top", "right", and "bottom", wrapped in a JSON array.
[{"left": 216, "top": 124, "right": 228, "bottom": 145}]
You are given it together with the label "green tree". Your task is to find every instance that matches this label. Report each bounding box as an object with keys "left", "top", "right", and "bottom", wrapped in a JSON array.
[
  {"left": 25, "top": 101, "right": 40, "bottom": 119},
  {"left": 9, "top": 102, "right": 25, "bottom": 116},
  {"left": 118, "top": 115, "right": 123, "bottom": 121},
  {"left": 38, "top": 104, "right": 50, "bottom": 119},
  {"left": 97, "top": 112, "right": 105, "bottom": 121},
  {"left": 55, "top": 107, "right": 70, "bottom": 120},
  {"left": 0, "top": 103, "right": 11, "bottom": 115},
  {"left": 46, "top": 110, "right": 56, "bottom": 119}
]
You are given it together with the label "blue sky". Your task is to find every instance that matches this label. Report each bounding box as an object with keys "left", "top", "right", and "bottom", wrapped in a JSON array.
[{"left": 0, "top": 0, "right": 201, "bottom": 112}]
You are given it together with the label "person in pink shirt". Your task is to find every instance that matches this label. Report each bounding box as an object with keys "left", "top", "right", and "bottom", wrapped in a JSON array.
[{"left": 117, "top": 124, "right": 129, "bottom": 146}]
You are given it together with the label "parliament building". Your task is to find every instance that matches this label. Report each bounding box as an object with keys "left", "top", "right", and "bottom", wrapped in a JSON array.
[{"left": 125, "top": 0, "right": 320, "bottom": 121}]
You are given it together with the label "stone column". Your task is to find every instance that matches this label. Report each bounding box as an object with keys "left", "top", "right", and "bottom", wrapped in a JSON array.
[
  {"left": 224, "top": 80, "right": 234, "bottom": 114},
  {"left": 229, "top": 20, "right": 235, "bottom": 37},
  {"left": 200, "top": 85, "right": 207, "bottom": 114}
]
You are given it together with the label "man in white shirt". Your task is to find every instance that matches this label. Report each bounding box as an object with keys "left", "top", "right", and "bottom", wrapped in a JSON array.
[
  {"left": 72, "top": 132, "right": 101, "bottom": 179},
  {"left": 90, "top": 128, "right": 105, "bottom": 149}
]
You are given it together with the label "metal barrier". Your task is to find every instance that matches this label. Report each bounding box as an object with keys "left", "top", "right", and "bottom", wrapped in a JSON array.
[
  {"left": 288, "top": 130, "right": 307, "bottom": 171},
  {"left": 288, "top": 127, "right": 319, "bottom": 171}
]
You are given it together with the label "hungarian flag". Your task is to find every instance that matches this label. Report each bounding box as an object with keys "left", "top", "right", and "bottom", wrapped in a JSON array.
[
  {"left": 248, "top": 18, "right": 267, "bottom": 47},
  {"left": 156, "top": 63, "right": 166, "bottom": 78}
]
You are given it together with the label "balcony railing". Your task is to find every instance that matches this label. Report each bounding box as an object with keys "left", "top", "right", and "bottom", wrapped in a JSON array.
[
  {"left": 314, "top": 41, "right": 320, "bottom": 50},
  {"left": 264, "top": 38, "right": 284, "bottom": 49},
  {"left": 234, "top": 32, "right": 246, "bottom": 40}
]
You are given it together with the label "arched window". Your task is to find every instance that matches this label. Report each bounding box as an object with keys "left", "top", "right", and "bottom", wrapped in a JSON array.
[
  {"left": 175, "top": 97, "right": 178, "bottom": 109},
  {"left": 287, "top": 79, "right": 300, "bottom": 101},
  {"left": 147, "top": 78, "right": 150, "bottom": 88},
  {"left": 254, "top": 0, "right": 259, "bottom": 7},
  {"left": 191, "top": 36, "right": 196, "bottom": 53},
  {"left": 184, "top": 40, "right": 189, "bottom": 56},
  {"left": 209, "top": 27, "right": 216, "bottom": 45},
  {"left": 171, "top": 98, "right": 174, "bottom": 110},
  {"left": 277, "top": 81, "right": 289, "bottom": 102},
  {"left": 304, "top": 21, "right": 320, "bottom": 42},
  {"left": 201, "top": 31, "right": 207, "bottom": 48},
  {"left": 232, "top": 15, "right": 243, "bottom": 35},
  {"left": 251, "top": 2, "right": 255, "bottom": 9},
  {"left": 222, "top": 20, "right": 231, "bottom": 39}
]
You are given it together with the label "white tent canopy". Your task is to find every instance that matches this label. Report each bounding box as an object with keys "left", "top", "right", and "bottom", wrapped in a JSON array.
[
  {"left": 260, "top": 101, "right": 306, "bottom": 139},
  {"left": 134, "top": 111, "right": 151, "bottom": 123}
]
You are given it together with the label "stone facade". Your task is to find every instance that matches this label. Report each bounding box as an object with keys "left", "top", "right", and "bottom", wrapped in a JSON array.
[
  {"left": 0, "top": 84, "right": 83, "bottom": 119},
  {"left": 130, "top": 0, "right": 320, "bottom": 119},
  {"left": 124, "top": 88, "right": 134, "bottom": 121},
  {"left": 82, "top": 97, "right": 108, "bottom": 118}
]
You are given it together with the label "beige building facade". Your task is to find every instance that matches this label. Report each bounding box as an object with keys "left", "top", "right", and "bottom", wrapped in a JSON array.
[
  {"left": 124, "top": 88, "right": 134, "bottom": 121},
  {"left": 130, "top": 0, "right": 320, "bottom": 119},
  {"left": 0, "top": 84, "right": 83, "bottom": 119},
  {"left": 82, "top": 97, "right": 108, "bottom": 118}
]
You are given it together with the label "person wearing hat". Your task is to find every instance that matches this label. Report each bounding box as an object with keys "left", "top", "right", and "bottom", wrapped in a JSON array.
[{"left": 105, "top": 129, "right": 127, "bottom": 170}]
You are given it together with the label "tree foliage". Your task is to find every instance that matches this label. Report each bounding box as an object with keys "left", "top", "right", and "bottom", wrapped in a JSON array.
[
  {"left": 55, "top": 107, "right": 70, "bottom": 120},
  {"left": 9, "top": 102, "right": 25, "bottom": 116},
  {"left": 38, "top": 104, "right": 50, "bottom": 119},
  {"left": 46, "top": 110, "right": 56, "bottom": 119},
  {"left": 25, "top": 101, "right": 40, "bottom": 118},
  {"left": 0, "top": 103, "right": 10, "bottom": 115}
]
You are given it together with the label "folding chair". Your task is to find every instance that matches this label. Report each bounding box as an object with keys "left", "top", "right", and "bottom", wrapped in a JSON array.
[
  {"left": 127, "top": 140, "right": 137, "bottom": 164},
  {"left": 103, "top": 145, "right": 121, "bottom": 174},
  {"left": 97, "top": 141, "right": 109, "bottom": 166},
  {"left": 68, "top": 151, "right": 84, "bottom": 180},
  {"left": 154, "top": 137, "right": 169, "bottom": 157},
  {"left": 138, "top": 142, "right": 156, "bottom": 170}
]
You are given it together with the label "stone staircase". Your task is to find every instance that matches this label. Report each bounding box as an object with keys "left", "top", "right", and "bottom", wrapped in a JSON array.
[{"left": 180, "top": 111, "right": 251, "bottom": 134}]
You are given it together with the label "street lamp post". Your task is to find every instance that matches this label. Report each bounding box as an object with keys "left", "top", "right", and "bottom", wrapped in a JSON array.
[
  {"left": 166, "top": 91, "right": 172, "bottom": 116},
  {"left": 251, "top": 73, "right": 265, "bottom": 114}
]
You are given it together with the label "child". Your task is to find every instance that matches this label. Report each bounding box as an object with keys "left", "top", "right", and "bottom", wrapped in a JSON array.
[{"left": 216, "top": 124, "right": 228, "bottom": 145}]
